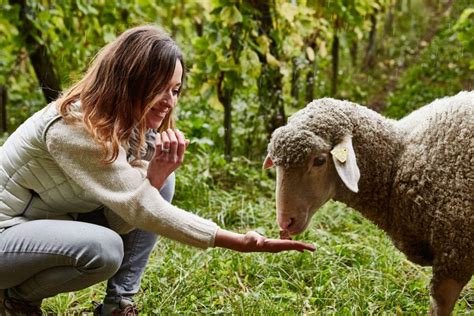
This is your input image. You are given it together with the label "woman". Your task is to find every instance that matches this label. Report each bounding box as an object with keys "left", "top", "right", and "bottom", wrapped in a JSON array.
[{"left": 0, "top": 25, "right": 314, "bottom": 315}]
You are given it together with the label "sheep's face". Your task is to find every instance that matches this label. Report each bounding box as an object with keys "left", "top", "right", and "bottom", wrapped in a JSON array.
[
  {"left": 273, "top": 150, "right": 338, "bottom": 235},
  {"left": 265, "top": 128, "right": 360, "bottom": 235},
  {"left": 264, "top": 127, "right": 338, "bottom": 235}
]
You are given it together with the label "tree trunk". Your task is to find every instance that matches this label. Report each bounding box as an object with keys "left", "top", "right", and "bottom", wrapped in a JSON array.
[
  {"left": 363, "top": 14, "right": 377, "bottom": 71},
  {"left": 303, "top": 32, "right": 318, "bottom": 104},
  {"left": 395, "top": 0, "right": 403, "bottom": 11},
  {"left": 331, "top": 33, "right": 339, "bottom": 96},
  {"left": 223, "top": 97, "right": 232, "bottom": 162},
  {"left": 217, "top": 72, "right": 233, "bottom": 163},
  {"left": 194, "top": 20, "right": 203, "bottom": 36},
  {"left": 249, "top": 0, "right": 286, "bottom": 136},
  {"left": 0, "top": 86, "right": 7, "bottom": 133},
  {"left": 257, "top": 64, "right": 285, "bottom": 136},
  {"left": 384, "top": 4, "right": 394, "bottom": 37},
  {"left": 170, "top": 0, "right": 185, "bottom": 38},
  {"left": 120, "top": 7, "right": 129, "bottom": 23},
  {"left": 10, "top": 0, "right": 61, "bottom": 103},
  {"left": 350, "top": 39, "right": 358, "bottom": 67},
  {"left": 290, "top": 57, "right": 300, "bottom": 107},
  {"left": 305, "top": 64, "right": 315, "bottom": 103}
]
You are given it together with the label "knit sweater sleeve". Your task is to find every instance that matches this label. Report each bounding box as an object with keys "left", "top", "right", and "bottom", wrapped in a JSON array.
[{"left": 45, "top": 120, "right": 219, "bottom": 249}]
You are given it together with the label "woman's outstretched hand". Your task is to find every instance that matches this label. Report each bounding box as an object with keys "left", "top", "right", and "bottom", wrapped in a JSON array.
[
  {"left": 147, "top": 129, "right": 190, "bottom": 189},
  {"left": 214, "top": 229, "right": 316, "bottom": 253}
]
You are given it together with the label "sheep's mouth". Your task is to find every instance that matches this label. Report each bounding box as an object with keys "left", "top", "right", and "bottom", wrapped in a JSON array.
[
  {"left": 286, "top": 204, "right": 322, "bottom": 235},
  {"left": 286, "top": 212, "right": 311, "bottom": 235},
  {"left": 287, "top": 220, "right": 310, "bottom": 235}
]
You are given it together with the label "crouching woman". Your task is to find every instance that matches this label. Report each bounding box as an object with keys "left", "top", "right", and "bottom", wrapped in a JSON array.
[{"left": 0, "top": 25, "right": 314, "bottom": 315}]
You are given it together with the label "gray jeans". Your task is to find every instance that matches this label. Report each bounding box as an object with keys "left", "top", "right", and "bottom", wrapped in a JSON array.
[{"left": 0, "top": 174, "right": 175, "bottom": 305}]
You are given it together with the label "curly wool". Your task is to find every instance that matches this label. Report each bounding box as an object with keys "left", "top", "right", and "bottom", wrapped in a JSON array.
[
  {"left": 391, "top": 91, "right": 474, "bottom": 281},
  {"left": 267, "top": 127, "right": 330, "bottom": 168},
  {"left": 268, "top": 91, "right": 474, "bottom": 282},
  {"left": 268, "top": 97, "right": 387, "bottom": 168}
]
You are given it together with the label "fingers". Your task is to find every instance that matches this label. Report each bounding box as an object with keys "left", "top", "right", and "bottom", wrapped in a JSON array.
[
  {"left": 175, "top": 129, "right": 186, "bottom": 163},
  {"left": 155, "top": 129, "right": 189, "bottom": 164},
  {"left": 166, "top": 129, "right": 178, "bottom": 162},
  {"left": 265, "top": 239, "right": 316, "bottom": 253},
  {"left": 287, "top": 240, "right": 316, "bottom": 252},
  {"left": 161, "top": 130, "right": 170, "bottom": 157},
  {"left": 155, "top": 133, "right": 163, "bottom": 156},
  {"left": 243, "top": 231, "right": 316, "bottom": 253}
]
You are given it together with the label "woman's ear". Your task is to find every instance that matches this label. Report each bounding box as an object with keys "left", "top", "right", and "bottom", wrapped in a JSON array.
[
  {"left": 330, "top": 135, "right": 360, "bottom": 193},
  {"left": 263, "top": 154, "right": 274, "bottom": 169}
]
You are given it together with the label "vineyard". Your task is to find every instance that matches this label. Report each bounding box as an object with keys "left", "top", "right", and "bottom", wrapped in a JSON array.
[{"left": 0, "top": 0, "right": 473, "bottom": 314}]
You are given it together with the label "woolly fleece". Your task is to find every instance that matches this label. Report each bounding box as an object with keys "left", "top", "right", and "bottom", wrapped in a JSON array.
[{"left": 267, "top": 91, "right": 473, "bottom": 283}]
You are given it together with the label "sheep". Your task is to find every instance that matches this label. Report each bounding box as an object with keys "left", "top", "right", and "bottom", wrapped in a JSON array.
[{"left": 263, "top": 91, "right": 473, "bottom": 316}]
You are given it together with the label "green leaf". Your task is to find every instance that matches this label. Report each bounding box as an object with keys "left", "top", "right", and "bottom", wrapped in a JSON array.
[
  {"left": 306, "top": 46, "right": 315, "bottom": 62},
  {"left": 208, "top": 93, "right": 223, "bottom": 110},
  {"left": 318, "top": 40, "right": 328, "bottom": 58},
  {"left": 75, "top": 0, "right": 99, "bottom": 15},
  {"left": 205, "top": 52, "right": 218, "bottom": 72},
  {"left": 279, "top": 64, "right": 290, "bottom": 77},
  {"left": 200, "top": 82, "right": 214, "bottom": 99},
  {"left": 103, "top": 30, "right": 116, "bottom": 43},
  {"left": 256, "top": 35, "right": 270, "bottom": 55},
  {"left": 52, "top": 16, "right": 66, "bottom": 33},
  {"left": 220, "top": 5, "right": 243, "bottom": 26},
  {"left": 454, "top": 8, "right": 474, "bottom": 30},
  {"left": 265, "top": 52, "right": 280, "bottom": 68},
  {"left": 193, "top": 36, "right": 209, "bottom": 51},
  {"left": 279, "top": 3, "right": 298, "bottom": 23},
  {"left": 354, "top": 26, "right": 363, "bottom": 40}
]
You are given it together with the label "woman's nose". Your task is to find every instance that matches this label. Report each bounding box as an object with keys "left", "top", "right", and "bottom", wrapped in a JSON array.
[{"left": 161, "top": 92, "right": 172, "bottom": 105}]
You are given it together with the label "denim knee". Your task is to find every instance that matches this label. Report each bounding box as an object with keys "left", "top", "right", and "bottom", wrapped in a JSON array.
[{"left": 76, "top": 225, "right": 124, "bottom": 278}]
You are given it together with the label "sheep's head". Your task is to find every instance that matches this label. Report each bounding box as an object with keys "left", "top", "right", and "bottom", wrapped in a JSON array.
[{"left": 264, "top": 123, "right": 360, "bottom": 235}]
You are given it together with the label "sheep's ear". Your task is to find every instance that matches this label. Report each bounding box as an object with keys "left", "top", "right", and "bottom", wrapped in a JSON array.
[
  {"left": 263, "top": 154, "right": 274, "bottom": 169},
  {"left": 330, "top": 135, "right": 360, "bottom": 193}
]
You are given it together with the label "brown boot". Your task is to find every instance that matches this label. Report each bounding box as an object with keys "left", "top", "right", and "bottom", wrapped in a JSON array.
[
  {"left": 93, "top": 299, "right": 138, "bottom": 316},
  {"left": 0, "top": 290, "right": 42, "bottom": 316}
]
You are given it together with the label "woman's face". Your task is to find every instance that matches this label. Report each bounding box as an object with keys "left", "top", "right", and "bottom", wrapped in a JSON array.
[{"left": 145, "top": 60, "right": 183, "bottom": 129}]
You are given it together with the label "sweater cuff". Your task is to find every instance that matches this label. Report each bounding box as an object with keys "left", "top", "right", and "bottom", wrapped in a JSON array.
[{"left": 183, "top": 217, "right": 219, "bottom": 249}]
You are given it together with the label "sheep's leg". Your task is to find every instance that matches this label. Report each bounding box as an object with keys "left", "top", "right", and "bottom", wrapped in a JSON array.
[{"left": 429, "top": 277, "right": 465, "bottom": 316}]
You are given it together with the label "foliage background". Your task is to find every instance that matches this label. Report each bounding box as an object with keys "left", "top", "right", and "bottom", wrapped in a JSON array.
[{"left": 0, "top": 0, "right": 473, "bottom": 314}]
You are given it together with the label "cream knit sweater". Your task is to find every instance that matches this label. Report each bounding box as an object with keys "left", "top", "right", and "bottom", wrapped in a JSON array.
[{"left": 45, "top": 119, "right": 219, "bottom": 249}]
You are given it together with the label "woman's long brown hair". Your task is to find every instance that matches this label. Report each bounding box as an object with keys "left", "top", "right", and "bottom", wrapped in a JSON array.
[{"left": 56, "top": 25, "right": 185, "bottom": 164}]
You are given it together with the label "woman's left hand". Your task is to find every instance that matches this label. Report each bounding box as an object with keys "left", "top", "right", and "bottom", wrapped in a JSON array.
[
  {"left": 214, "top": 229, "right": 316, "bottom": 253},
  {"left": 147, "top": 129, "right": 189, "bottom": 189}
]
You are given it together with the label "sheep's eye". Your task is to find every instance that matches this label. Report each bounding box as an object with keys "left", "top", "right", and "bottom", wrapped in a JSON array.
[{"left": 313, "top": 156, "right": 326, "bottom": 167}]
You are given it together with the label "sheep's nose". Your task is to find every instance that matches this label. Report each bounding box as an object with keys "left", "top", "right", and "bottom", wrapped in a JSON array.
[{"left": 278, "top": 217, "right": 295, "bottom": 230}]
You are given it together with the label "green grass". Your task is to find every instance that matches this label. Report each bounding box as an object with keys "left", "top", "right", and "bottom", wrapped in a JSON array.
[
  {"left": 12, "top": 1, "right": 474, "bottom": 313},
  {"left": 40, "top": 151, "right": 474, "bottom": 314},
  {"left": 384, "top": 1, "right": 474, "bottom": 118}
]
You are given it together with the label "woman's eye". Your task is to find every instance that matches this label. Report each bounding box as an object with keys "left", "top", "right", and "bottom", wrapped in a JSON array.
[
  {"left": 313, "top": 156, "right": 326, "bottom": 167},
  {"left": 172, "top": 90, "right": 180, "bottom": 96}
]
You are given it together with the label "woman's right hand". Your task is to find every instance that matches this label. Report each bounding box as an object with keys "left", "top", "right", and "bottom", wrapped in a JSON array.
[
  {"left": 214, "top": 229, "right": 316, "bottom": 253},
  {"left": 147, "top": 129, "right": 189, "bottom": 189}
]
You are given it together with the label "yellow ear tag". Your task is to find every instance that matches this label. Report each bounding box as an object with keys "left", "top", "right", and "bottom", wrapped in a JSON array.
[{"left": 330, "top": 147, "right": 348, "bottom": 163}]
